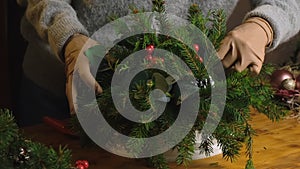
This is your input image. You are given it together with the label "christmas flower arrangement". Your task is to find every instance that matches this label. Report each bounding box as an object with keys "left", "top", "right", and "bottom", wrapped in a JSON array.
[
  {"left": 72, "top": 1, "right": 288, "bottom": 169},
  {"left": 0, "top": 1, "right": 290, "bottom": 169}
]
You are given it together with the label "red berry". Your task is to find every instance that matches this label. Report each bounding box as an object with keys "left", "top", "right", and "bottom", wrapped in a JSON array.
[
  {"left": 145, "top": 55, "right": 153, "bottom": 61},
  {"left": 151, "top": 56, "right": 158, "bottom": 64},
  {"left": 193, "top": 44, "right": 199, "bottom": 52},
  {"left": 146, "top": 45, "right": 155, "bottom": 55},
  {"left": 197, "top": 55, "right": 203, "bottom": 63},
  {"left": 76, "top": 164, "right": 85, "bottom": 169},
  {"left": 82, "top": 160, "right": 89, "bottom": 168}
]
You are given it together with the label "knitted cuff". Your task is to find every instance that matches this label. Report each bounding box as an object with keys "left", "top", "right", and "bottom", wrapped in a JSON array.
[
  {"left": 244, "top": 17, "right": 274, "bottom": 47},
  {"left": 48, "top": 17, "right": 89, "bottom": 62}
]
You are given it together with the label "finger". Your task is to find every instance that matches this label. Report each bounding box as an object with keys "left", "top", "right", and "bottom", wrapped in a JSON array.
[
  {"left": 249, "top": 51, "right": 264, "bottom": 74},
  {"left": 66, "top": 75, "right": 78, "bottom": 115},
  {"left": 234, "top": 61, "right": 248, "bottom": 73},
  {"left": 217, "top": 36, "right": 232, "bottom": 60},
  {"left": 95, "top": 81, "right": 103, "bottom": 94},
  {"left": 73, "top": 70, "right": 103, "bottom": 94},
  {"left": 221, "top": 43, "right": 238, "bottom": 68},
  {"left": 77, "top": 62, "right": 102, "bottom": 94},
  {"left": 234, "top": 54, "right": 251, "bottom": 73},
  {"left": 237, "top": 51, "right": 263, "bottom": 74},
  {"left": 249, "top": 62, "right": 263, "bottom": 75},
  {"left": 77, "top": 47, "right": 103, "bottom": 94}
]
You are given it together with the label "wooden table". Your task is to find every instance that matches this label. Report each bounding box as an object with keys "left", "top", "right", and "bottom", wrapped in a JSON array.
[{"left": 23, "top": 110, "right": 300, "bottom": 169}]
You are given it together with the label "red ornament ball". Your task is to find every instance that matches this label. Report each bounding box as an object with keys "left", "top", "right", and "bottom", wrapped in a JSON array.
[
  {"left": 193, "top": 44, "right": 200, "bottom": 52},
  {"left": 270, "top": 69, "right": 294, "bottom": 89},
  {"left": 146, "top": 45, "right": 155, "bottom": 55}
]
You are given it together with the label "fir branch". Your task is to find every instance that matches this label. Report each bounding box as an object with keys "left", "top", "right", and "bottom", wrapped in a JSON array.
[
  {"left": 152, "top": 0, "right": 166, "bottom": 13},
  {"left": 214, "top": 122, "right": 245, "bottom": 162},
  {"left": 177, "top": 41, "right": 202, "bottom": 78},
  {"left": 198, "top": 135, "right": 214, "bottom": 157},
  {"left": 175, "top": 130, "right": 195, "bottom": 167},
  {"left": 244, "top": 124, "right": 255, "bottom": 160},
  {"left": 126, "top": 123, "right": 152, "bottom": 157},
  {"left": 188, "top": 4, "right": 210, "bottom": 36},
  {"left": 149, "top": 154, "right": 169, "bottom": 169},
  {"left": 0, "top": 109, "right": 19, "bottom": 152},
  {"left": 208, "top": 9, "right": 227, "bottom": 49},
  {"left": 245, "top": 159, "right": 255, "bottom": 169}
]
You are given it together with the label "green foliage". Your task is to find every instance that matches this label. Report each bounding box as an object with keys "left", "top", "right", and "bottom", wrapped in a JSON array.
[
  {"left": 0, "top": 109, "right": 19, "bottom": 152},
  {"left": 0, "top": 1, "right": 287, "bottom": 169},
  {"left": 175, "top": 131, "right": 195, "bottom": 166},
  {"left": 245, "top": 159, "right": 255, "bottom": 169},
  {"left": 152, "top": 0, "right": 166, "bottom": 13},
  {"left": 188, "top": 4, "right": 226, "bottom": 49},
  {"left": 24, "top": 143, "right": 71, "bottom": 169},
  {"left": 81, "top": 1, "right": 287, "bottom": 169},
  {"left": 0, "top": 109, "right": 72, "bottom": 169},
  {"left": 149, "top": 154, "right": 169, "bottom": 169}
]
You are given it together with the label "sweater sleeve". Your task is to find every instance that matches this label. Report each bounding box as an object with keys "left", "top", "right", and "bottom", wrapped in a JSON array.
[
  {"left": 245, "top": 0, "right": 300, "bottom": 51},
  {"left": 18, "top": 0, "right": 88, "bottom": 60}
]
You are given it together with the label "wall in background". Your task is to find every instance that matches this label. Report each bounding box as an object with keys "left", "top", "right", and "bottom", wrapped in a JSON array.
[
  {"left": 0, "top": 0, "right": 11, "bottom": 108},
  {"left": 1, "top": 0, "right": 27, "bottom": 110}
]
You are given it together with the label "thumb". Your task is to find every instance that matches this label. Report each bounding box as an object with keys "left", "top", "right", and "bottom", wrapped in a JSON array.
[
  {"left": 79, "top": 70, "right": 103, "bottom": 94},
  {"left": 217, "top": 36, "right": 232, "bottom": 60},
  {"left": 76, "top": 51, "right": 103, "bottom": 94},
  {"left": 66, "top": 75, "right": 78, "bottom": 115}
]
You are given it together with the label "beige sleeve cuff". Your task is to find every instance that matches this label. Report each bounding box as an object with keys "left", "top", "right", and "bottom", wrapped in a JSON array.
[{"left": 244, "top": 17, "right": 274, "bottom": 47}]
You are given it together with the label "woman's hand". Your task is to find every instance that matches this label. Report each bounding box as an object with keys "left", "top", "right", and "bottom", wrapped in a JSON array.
[
  {"left": 64, "top": 34, "right": 103, "bottom": 114},
  {"left": 218, "top": 17, "right": 273, "bottom": 74}
]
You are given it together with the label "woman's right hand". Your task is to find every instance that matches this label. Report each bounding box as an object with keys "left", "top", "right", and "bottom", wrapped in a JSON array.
[{"left": 64, "top": 34, "right": 103, "bottom": 114}]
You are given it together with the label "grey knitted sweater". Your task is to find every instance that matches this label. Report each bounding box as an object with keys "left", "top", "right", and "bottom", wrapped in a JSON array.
[{"left": 18, "top": 0, "right": 300, "bottom": 96}]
